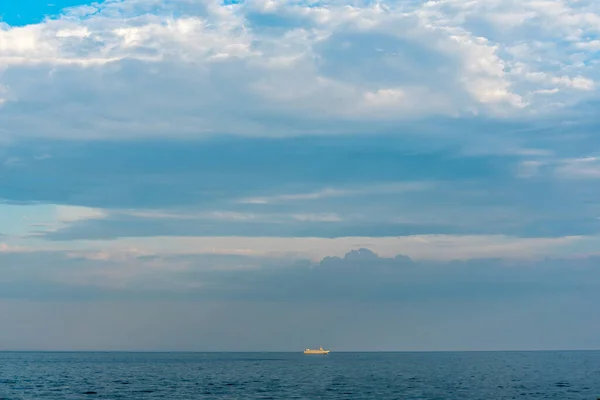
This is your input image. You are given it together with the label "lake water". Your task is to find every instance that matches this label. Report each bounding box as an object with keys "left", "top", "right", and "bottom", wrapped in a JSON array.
[{"left": 0, "top": 351, "right": 599, "bottom": 399}]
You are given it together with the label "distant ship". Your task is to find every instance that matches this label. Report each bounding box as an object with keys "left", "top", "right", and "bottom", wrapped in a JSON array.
[{"left": 304, "top": 346, "right": 330, "bottom": 355}]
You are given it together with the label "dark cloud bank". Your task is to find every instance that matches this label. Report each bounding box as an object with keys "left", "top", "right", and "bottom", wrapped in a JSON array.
[
  {"left": 1, "top": 248, "right": 598, "bottom": 302},
  {"left": 1, "top": 248, "right": 599, "bottom": 351}
]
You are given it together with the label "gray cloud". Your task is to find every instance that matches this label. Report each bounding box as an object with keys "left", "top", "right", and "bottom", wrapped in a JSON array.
[
  {"left": 1, "top": 0, "right": 599, "bottom": 143},
  {"left": 2, "top": 248, "right": 599, "bottom": 302},
  {"left": 1, "top": 248, "right": 600, "bottom": 351},
  {"left": 37, "top": 214, "right": 471, "bottom": 241},
  {"left": 6, "top": 135, "right": 600, "bottom": 239}
]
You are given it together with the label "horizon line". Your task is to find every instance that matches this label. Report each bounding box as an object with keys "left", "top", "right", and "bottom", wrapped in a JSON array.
[{"left": 1, "top": 349, "right": 599, "bottom": 353}]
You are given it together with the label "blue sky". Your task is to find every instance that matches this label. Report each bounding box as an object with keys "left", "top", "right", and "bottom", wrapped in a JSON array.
[
  {"left": 0, "top": 0, "right": 100, "bottom": 25},
  {"left": 1, "top": 0, "right": 600, "bottom": 351}
]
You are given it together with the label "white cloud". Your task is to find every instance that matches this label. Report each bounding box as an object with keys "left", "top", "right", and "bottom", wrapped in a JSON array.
[
  {"left": 55, "top": 27, "right": 90, "bottom": 39},
  {"left": 0, "top": 203, "right": 106, "bottom": 237},
  {"left": 516, "top": 160, "right": 544, "bottom": 178},
  {"left": 576, "top": 40, "right": 600, "bottom": 51},
  {"left": 238, "top": 182, "right": 433, "bottom": 204},
  {"left": 291, "top": 213, "right": 342, "bottom": 222},
  {"left": 0, "top": 0, "right": 599, "bottom": 140},
  {"left": 3, "top": 156, "right": 23, "bottom": 167},
  {"left": 0, "top": 243, "right": 28, "bottom": 253},
  {"left": 551, "top": 76, "right": 595, "bottom": 91},
  {"left": 42, "top": 234, "right": 599, "bottom": 262},
  {"left": 239, "top": 188, "right": 348, "bottom": 204},
  {"left": 555, "top": 156, "right": 600, "bottom": 179},
  {"left": 513, "top": 154, "right": 600, "bottom": 180},
  {"left": 55, "top": 205, "right": 107, "bottom": 223},
  {"left": 66, "top": 247, "right": 150, "bottom": 262}
]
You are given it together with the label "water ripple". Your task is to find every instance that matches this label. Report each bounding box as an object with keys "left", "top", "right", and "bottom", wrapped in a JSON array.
[{"left": 0, "top": 351, "right": 598, "bottom": 399}]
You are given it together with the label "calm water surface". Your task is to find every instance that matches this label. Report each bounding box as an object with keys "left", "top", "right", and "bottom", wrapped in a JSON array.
[{"left": 0, "top": 351, "right": 599, "bottom": 399}]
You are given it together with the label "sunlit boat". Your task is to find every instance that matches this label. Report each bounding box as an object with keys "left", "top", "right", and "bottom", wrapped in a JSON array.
[{"left": 303, "top": 346, "right": 330, "bottom": 355}]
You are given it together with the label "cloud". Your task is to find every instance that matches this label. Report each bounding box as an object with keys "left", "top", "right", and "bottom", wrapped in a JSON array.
[
  {"left": 0, "top": 135, "right": 512, "bottom": 208},
  {"left": 514, "top": 154, "right": 600, "bottom": 181},
  {"left": 34, "top": 208, "right": 600, "bottom": 241},
  {"left": 2, "top": 247, "right": 600, "bottom": 351},
  {"left": 21, "top": 234, "right": 600, "bottom": 263},
  {"left": 54, "top": 204, "right": 106, "bottom": 223},
  {"left": 555, "top": 157, "right": 600, "bottom": 179},
  {"left": 0, "top": 202, "right": 105, "bottom": 237},
  {"left": 0, "top": 243, "right": 27, "bottom": 253},
  {"left": 2, "top": 247, "right": 600, "bottom": 303},
  {"left": 3, "top": 0, "right": 600, "bottom": 352},
  {"left": 2, "top": 135, "right": 600, "bottom": 241},
  {"left": 238, "top": 182, "right": 433, "bottom": 204},
  {"left": 1, "top": 0, "right": 600, "bottom": 141}
]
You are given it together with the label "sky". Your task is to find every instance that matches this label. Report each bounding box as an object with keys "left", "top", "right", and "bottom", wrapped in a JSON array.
[{"left": 1, "top": 0, "right": 600, "bottom": 351}]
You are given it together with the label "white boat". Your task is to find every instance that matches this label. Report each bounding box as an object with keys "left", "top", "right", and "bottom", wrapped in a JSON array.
[{"left": 304, "top": 346, "right": 330, "bottom": 355}]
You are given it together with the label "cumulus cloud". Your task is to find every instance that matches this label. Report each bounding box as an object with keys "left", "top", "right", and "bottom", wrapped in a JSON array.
[
  {"left": 2, "top": 1, "right": 600, "bottom": 260},
  {"left": 0, "top": 0, "right": 599, "bottom": 140},
  {"left": 2, "top": 247, "right": 600, "bottom": 302}
]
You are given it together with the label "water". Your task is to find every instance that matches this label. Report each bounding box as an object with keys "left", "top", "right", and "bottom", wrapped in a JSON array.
[{"left": 0, "top": 351, "right": 599, "bottom": 399}]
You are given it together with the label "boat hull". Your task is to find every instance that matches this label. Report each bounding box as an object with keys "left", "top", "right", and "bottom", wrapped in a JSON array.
[{"left": 303, "top": 350, "right": 330, "bottom": 355}]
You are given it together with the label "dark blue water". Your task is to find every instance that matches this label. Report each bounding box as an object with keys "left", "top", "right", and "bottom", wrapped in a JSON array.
[{"left": 0, "top": 351, "right": 599, "bottom": 399}]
